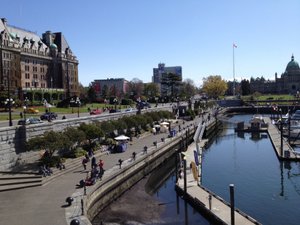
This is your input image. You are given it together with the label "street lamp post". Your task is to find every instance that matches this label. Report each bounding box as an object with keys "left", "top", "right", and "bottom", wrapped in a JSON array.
[
  {"left": 23, "top": 97, "right": 29, "bottom": 122},
  {"left": 114, "top": 98, "right": 117, "bottom": 110},
  {"left": 70, "top": 98, "right": 74, "bottom": 113},
  {"left": 5, "top": 98, "right": 14, "bottom": 126},
  {"left": 75, "top": 97, "right": 81, "bottom": 118}
]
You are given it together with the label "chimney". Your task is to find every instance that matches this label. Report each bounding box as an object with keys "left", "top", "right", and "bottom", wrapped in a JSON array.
[{"left": 1, "top": 18, "right": 7, "bottom": 26}]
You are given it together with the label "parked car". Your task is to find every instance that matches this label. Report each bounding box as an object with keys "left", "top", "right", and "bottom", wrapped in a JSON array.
[
  {"left": 24, "top": 107, "right": 39, "bottom": 114},
  {"left": 109, "top": 109, "right": 121, "bottom": 113},
  {"left": 125, "top": 108, "right": 135, "bottom": 112},
  {"left": 40, "top": 112, "right": 58, "bottom": 120},
  {"left": 18, "top": 117, "right": 43, "bottom": 125},
  {"left": 90, "top": 109, "right": 102, "bottom": 115}
]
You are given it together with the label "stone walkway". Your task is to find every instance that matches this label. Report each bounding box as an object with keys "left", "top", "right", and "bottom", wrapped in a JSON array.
[{"left": 0, "top": 118, "right": 199, "bottom": 225}]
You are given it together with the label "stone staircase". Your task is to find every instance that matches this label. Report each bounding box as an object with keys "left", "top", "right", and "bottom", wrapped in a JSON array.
[{"left": 0, "top": 172, "right": 43, "bottom": 192}]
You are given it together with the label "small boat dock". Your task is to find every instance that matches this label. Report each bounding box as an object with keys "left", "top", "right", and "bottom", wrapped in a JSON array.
[
  {"left": 176, "top": 133, "right": 261, "bottom": 225},
  {"left": 265, "top": 117, "right": 300, "bottom": 160}
]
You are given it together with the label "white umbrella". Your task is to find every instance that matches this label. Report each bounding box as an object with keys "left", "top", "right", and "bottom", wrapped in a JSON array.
[
  {"left": 160, "top": 121, "right": 169, "bottom": 125},
  {"left": 114, "top": 135, "right": 130, "bottom": 141}
]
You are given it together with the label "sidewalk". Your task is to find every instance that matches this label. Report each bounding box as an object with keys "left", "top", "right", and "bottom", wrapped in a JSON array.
[{"left": 0, "top": 119, "right": 200, "bottom": 225}]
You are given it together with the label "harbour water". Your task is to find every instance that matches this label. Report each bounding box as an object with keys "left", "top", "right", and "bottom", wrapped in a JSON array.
[
  {"left": 94, "top": 114, "right": 300, "bottom": 225},
  {"left": 202, "top": 114, "right": 300, "bottom": 225}
]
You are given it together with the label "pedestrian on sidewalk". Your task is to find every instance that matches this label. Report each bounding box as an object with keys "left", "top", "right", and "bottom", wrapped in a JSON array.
[
  {"left": 91, "top": 156, "right": 96, "bottom": 169},
  {"left": 82, "top": 157, "right": 88, "bottom": 170},
  {"left": 132, "top": 152, "right": 136, "bottom": 161},
  {"left": 118, "top": 159, "right": 123, "bottom": 169},
  {"left": 98, "top": 159, "right": 104, "bottom": 179},
  {"left": 143, "top": 145, "right": 148, "bottom": 154}
]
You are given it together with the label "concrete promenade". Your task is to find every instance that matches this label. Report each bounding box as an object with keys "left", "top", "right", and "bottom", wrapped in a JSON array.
[{"left": 0, "top": 118, "right": 198, "bottom": 225}]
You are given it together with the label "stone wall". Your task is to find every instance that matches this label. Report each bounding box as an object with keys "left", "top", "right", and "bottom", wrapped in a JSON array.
[{"left": 0, "top": 107, "right": 171, "bottom": 171}]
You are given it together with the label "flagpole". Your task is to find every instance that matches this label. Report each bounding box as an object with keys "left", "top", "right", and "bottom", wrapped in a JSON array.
[{"left": 233, "top": 44, "right": 236, "bottom": 96}]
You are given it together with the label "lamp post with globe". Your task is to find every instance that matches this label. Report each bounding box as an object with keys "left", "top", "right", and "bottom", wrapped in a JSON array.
[
  {"left": 5, "top": 98, "right": 14, "bottom": 126},
  {"left": 23, "top": 97, "right": 29, "bottom": 122}
]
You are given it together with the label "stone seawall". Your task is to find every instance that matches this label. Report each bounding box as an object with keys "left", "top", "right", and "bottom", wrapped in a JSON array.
[
  {"left": 85, "top": 129, "right": 195, "bottom": 222},
  {"left": 0, "top": 107, "right": 171, "bottom": 171}
]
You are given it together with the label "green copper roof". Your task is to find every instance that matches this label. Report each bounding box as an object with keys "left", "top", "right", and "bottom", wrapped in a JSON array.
[
  {"left": 286, "top": 55, "right": 299, "bottom": 71},
  {"left": 50, "top": 43, "right": 57, "bottom": 49}
]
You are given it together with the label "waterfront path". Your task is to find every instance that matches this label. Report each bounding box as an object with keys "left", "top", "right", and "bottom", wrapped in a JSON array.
[
  {"left": 0, "top": 118, "right": 199, "bottom": 225},
  {"left": 176, "top": 137, "right": 262, "bottom": 225}
]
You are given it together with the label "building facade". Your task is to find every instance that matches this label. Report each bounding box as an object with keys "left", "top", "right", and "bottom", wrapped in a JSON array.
[
  {"left": 0, "top": 18, "right": 79, "bottom": 104},
  {"left": 91, "top": 78, "right": 129, "bottom": 100},
  {"left": 248, "top": 55, "right": 300, "bottom": 94},
  {"left": 275, "top": 55, "right": 300, "bottom": 94},
  {"left": 153, "top": 63, "right": 182, "bottom": 97}
]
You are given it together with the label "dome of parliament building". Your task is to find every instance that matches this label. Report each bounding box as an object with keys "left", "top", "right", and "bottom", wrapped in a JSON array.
[{"left": 285, "top": 55, "right": 300, "bottom": 72}]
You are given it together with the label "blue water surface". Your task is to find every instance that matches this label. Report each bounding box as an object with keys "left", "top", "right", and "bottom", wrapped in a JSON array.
[{"left": 202, "top": 114, "right": 300, "bottom": 225}]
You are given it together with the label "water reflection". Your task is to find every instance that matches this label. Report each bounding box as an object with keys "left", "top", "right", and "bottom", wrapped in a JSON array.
[{"left": 202, "top": 114, "right": 300, "bottom": 225}]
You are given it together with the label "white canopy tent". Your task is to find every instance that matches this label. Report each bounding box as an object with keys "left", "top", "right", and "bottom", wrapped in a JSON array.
[{"left": 114, "top": 135, "right": 130, "bottom": 141}]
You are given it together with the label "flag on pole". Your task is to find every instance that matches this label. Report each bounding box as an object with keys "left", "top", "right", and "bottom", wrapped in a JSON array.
[{"left": 233, "top": 43, "right": 237, "bottom": 48}]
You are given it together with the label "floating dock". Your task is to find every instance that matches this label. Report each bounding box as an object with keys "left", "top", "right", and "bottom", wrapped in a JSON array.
[
  {"left": 264, "top": 117, "right": 300, "bottom": 160},
  {"left": 176, "top": 142, "right": 261, "bottom": 225}
]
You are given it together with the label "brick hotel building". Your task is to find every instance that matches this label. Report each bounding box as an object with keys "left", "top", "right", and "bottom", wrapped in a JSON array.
[{"left": 0, "top": 18, "right": 79, "bottom": 103}]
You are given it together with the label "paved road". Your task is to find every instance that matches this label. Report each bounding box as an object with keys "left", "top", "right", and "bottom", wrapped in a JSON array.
[{"left": 0, "top": 117, "right": 199, "bottom": 225}]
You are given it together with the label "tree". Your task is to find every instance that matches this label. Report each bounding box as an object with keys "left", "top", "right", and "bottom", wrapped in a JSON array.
[
  {"left": 202, "top": 75, "right": 227, "bottom": 99},
  {"left": 128, "top": 78, "right": 144, "bottom": 100},
  {"left": 87, "top": 84, "right": 97, "bottom": 102},
  {"left": 102, "top": 85, "right": 109, "bottom": 99},
  {"left": 161, "top": 73, "right": 182, "bottom": 98},
  {"left": 63, "top": 127, "right": 86, "bottom": 150},
  {"left": 180, "top": 78, "right": 197, "bottom": 99},
  {"left": 240, "top": 79, "right": 251, "bottom": 95},
  {"left": 77, "top": 82, "right": 87, "bottom": 99},
  {"left": 143, "top": 83, "right": 160, "bottom": 100},
  {"left": 78, "top": 123, "right": 104, "bottom": 148}
]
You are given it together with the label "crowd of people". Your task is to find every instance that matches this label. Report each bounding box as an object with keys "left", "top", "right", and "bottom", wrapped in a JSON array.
[{"left": 78, "top": 151, "right": 105, "bottom": 188}]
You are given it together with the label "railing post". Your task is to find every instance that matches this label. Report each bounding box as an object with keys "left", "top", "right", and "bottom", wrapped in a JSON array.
[{"left": 230, "top": 184, "right": 235, "bottom": 225}]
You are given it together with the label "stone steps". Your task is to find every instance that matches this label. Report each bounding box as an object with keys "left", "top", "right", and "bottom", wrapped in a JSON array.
[{"left": 0, "top": 172, "right": 43, "bottom": 192}]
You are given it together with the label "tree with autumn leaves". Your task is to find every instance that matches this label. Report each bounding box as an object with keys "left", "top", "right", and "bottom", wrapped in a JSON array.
[{"left": 202, "top": 75, "right": 227, "bottom": 99}]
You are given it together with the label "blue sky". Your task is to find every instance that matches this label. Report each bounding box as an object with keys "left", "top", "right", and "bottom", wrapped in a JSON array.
[{"left": 2, "top": 0, "right": 300, "bottom": 87}]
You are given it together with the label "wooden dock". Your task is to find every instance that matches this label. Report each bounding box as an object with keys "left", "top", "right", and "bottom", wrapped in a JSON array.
[
  {"left": 264, "top": 117, "right": 300, "bottom": 160},
  {"left": 176, "top": 142, "right": 261, "bottom": 225}
]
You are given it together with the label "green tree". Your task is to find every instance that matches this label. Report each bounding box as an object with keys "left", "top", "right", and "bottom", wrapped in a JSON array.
[
  {"left": 180, "top": 78, "right": 196, "bottom": 99},
  {"left": 87, "top": 84, "right": 97, "bottom": 102},
  {"left": 63, "top": 127, "right": 86, "bottom": 150},
  {"left": 202, "top": 75, "right": 227, "bottom": 99},
  {"left": 43, "top": 131, "right": 66, "bottom": 156},
  {"left": 161, "top": 72, "right": 182, "bottom": 98},
  {"left": 241, "top": 79, "right": 251, "bottom": 95},
  {"left": 143, "top": 83, "right": 160, "bottom": 99},
  {"left": 78, "top": 123, "right": 104, "bottom": 148}
]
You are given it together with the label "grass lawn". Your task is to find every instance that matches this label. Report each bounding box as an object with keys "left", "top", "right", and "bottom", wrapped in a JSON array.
[
  {"left": 0, "top": 103, "right": 134, "bottom": 121},
  {"left": 241, "top": 94, "right": 297, "bottom": 101}
]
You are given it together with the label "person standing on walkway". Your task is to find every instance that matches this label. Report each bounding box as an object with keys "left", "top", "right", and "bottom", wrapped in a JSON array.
[
  {"left": 91, "top": 156, "right": 96, "bottom": 169},
  {"left": 98, "top": 159, "right": 104, "bottom": 179},
  {"left": 143, "top": 145, "right": 148, "bottom": 154},
  {"left": 82, "top": 157, "right": 88, "bottom": 170},
  {"left": 118, "top": 159, "right": 123, "bottom": 169},
  {"left": 132, "top": 152, "right": 136, "bottom": 161}
]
